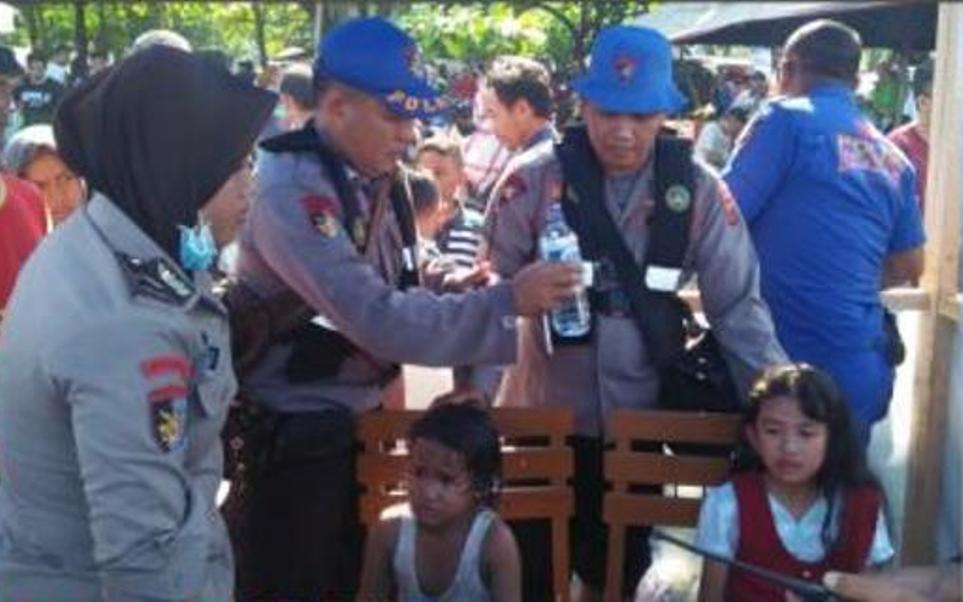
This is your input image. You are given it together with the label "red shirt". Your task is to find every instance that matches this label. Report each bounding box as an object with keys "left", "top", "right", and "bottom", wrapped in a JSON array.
[
  {"left": 888, "top": 122, "right": 928, "bottom": 213},
  {"left": 725, "top": 472, "right": 880, "bottom": 602},
  {"left": 0, "top": 175, "right": 48, "bottom": 309}
]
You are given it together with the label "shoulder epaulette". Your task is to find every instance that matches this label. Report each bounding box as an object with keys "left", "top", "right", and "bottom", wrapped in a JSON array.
[{"left": 115, "top": 252, "right": 194, "bottom": 306}]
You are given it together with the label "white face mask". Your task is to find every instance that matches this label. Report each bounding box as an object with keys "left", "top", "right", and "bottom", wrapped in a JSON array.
[{"left": 177, "top": 221, "right": 217, "bottom": 271}]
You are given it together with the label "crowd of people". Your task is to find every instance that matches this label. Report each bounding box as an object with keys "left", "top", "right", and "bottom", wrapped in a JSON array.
[{"left": 0, "top": 11, "right": 956, "bottom": 602}]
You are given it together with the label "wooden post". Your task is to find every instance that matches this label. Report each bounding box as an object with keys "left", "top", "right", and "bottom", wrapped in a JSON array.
[
  {"left": 902, "top": 3, "right": 963, "bottom": 563},
  {"left": 313, "top": 0, "right": 323, "bottom": 45}
]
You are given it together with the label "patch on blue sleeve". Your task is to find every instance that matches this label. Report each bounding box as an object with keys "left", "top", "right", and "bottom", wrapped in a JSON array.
[{"left": 837, "top": 134, "right": 903, "bottom": 183}]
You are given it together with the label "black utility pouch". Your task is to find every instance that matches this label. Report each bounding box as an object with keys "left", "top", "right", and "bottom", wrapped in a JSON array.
[
  {"left": 882, "top": 308, "right": 906, "bottom": 367},
  {"left": 284, "top": 323, "right": 357, "bottom": 383},
  {"left": 269, "top": 407, "right": 357, "bottom": 466}
]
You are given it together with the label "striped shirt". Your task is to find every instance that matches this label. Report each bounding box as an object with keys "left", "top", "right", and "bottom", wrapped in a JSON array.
[{"left": 438, "top": 205, "right": 484, "bottom": 271}]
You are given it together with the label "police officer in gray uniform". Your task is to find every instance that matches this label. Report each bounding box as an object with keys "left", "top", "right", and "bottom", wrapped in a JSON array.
[
  {"left": 484, "top": 26, "right": 787, "bottom": 600},
  {"left": 229, "top": 17, "right": 581, "bottom": 599},
  {"left": 0, "top": 47, "right": 274, "bottom": 601}
]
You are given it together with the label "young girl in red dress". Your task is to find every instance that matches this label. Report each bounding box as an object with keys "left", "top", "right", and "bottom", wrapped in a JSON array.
[{"left": 696, "top": 363, "right": 894, "bottom": 602}]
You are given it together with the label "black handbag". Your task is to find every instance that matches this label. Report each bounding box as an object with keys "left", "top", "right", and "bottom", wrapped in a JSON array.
[{"left": 658, "top": 300, "right": 741, "bottom": 413}]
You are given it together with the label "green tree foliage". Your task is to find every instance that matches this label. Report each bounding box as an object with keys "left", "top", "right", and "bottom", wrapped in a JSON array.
[
  {"left": 399, "top": 4, "right": 553, "bottom": 66},
  {"left": 3, "top": 1, "right": 649, "bottom": 77},
  {"left": 8, "top": 2, "right": 313, "bottom": 63},
  {"left": 398, "top": 2, "right": 650, "bottom": 76}
]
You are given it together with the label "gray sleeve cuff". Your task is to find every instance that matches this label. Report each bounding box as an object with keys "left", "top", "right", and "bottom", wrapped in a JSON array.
[{"left": 99, "top": 531, "right": 208, "bottom": 601}]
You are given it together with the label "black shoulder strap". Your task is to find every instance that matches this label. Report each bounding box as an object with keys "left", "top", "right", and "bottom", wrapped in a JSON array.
[
  {"left": 555, "top": 125, "right": 688, "bottom": 369},
  {"left": 648, "top": 136, "right": 696, "bottom": 277},
  {"left": 389, "top": 169, "right": 421, "bottom": 290}
]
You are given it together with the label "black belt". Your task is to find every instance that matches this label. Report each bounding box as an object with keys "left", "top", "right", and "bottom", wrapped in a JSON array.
[{"left": 590, "top": 289, "right": 633, "bottom": 318}]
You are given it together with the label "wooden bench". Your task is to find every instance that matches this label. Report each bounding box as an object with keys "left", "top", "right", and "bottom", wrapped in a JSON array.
[
  {"left": 602, "top": 409, "right": 741, "bottom": 602},
  {"left": 357, "top": 406, "right": 575, "bottom": 601}
]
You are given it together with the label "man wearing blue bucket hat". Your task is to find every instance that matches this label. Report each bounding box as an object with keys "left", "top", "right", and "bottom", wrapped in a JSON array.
[
  {"left": 484, "top": 25, "right": 785, "bottom": 599},
  {"left": 227, "top": 16, "right": 581, "bottom": 600}
]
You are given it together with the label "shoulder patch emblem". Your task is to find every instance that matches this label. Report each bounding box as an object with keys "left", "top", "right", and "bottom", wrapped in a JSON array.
[
  {"left": 300, "top": 195, "right": 341, "bottom": 239},
  {"left": 497, "top": 173, "right": 528, "bottom": 207},
  {"left": 837, "top": 133, "right": 902, "bottom": 183},
  {"left": 141, "top": 354, "right": 192, "bottom": 380},
  {"left": 150, "top": 390, "right": 188, "bottom": 453},
  {"left": 142, "top": 354, "right": 192, "bottom": 453},
  {"left": 717, "top": 181, "right": 740, "bottom": 227}
]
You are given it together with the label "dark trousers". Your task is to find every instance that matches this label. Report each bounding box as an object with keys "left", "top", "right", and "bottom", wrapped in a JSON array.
[
  {"left": 511, "top": 436, "right": 651, "bottom": 600},
  {"left": 227, "top": 410, "right": 362, "bottom": 601}
]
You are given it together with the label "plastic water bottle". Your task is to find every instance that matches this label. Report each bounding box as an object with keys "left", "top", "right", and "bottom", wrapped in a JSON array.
[{"left": 539, "top": 203, "right": 591, "bottom": 338}]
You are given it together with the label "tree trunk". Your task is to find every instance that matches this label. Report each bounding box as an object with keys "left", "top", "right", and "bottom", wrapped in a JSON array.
[
  {"left": 120, "top": 0, "right": 137, "bottom": 45},
  {"left": 73, "top": 0, "right": 89, "bottom": 79},
  {"left": 36, "top": 4, "right": 49, "bottom": 51},
  {"left": 252, "top": 1, "right": 268, "bottom": 68},
  {"left": 22, "top": 4, "right": 39, "bottom": 50},
  {"left": 95, "top": 0, "right": 107, "bottom": 51},
  {"left": 574, "top": 1, "right": 588, "bottom": 69},
  {"left": 147, "top": 2, "right": 165, "bottom": 30}
]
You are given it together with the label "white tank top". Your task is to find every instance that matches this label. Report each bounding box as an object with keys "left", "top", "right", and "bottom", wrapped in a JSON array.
[{"left": 393, "top": 508, "right": 495, "bottom": 602}]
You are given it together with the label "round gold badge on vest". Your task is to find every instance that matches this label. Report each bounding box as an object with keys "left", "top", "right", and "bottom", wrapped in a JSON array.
[{"left": 665, "top": 184, "right": 691, "bottom": 213}]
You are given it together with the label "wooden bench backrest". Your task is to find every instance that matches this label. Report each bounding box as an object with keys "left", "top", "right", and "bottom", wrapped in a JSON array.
[
  {"left": 602, "top": 409, "right": 741, "bottom": 602},
  {"left": 604, "top": 409, "right": 741, "bottom": 528},
  {"left": 357, "top": 407, "right": 575, "bottom": 525}
]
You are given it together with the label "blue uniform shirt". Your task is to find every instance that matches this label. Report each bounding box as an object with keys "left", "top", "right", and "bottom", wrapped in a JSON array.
[{"left": 723, "top": 83, "right": 924, "bottom": 428}]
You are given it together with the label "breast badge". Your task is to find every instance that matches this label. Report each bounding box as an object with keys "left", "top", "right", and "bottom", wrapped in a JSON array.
[{"left": 497, "top": 173, "right": 528, "bottom": 207}]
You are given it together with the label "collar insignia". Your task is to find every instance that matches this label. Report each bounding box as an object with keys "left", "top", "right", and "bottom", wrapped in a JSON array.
[{"left": 116, "top": 253, "right": 194, "bottom": 306}]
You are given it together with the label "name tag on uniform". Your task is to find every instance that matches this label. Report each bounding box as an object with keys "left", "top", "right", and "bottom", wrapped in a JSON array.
[
  {"left": 201, "top": 332, "right": 220, "bottom": 372},
  {"left": 645, "top": 265, "right": 683, "bottom": 292},
  {"left": 580, "top": 261, "right": 595, "bottom": 287}
]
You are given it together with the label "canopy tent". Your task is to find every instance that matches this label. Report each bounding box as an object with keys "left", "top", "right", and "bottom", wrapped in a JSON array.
[
  {"left": 671, "top": 1, "right": 937, "bottom": 51},
  {"left": 0, "top": 3, "right": 15, "bottom": 34}
]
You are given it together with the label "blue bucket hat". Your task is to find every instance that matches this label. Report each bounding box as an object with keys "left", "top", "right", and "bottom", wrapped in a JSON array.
[
  {"left": 571, "top": 25, "right": 686, "bottom": 115},
  {"left": 313, "top": 17, "right": 445, "bottom": 120}
]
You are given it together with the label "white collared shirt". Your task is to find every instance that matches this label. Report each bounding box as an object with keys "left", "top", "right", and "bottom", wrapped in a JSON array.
[{"left": 694, "top": 481, "right": 895, "bottom": 565}]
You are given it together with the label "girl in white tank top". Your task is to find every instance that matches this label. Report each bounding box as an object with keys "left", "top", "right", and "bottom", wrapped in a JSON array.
[{"left": 358, "top": 402, "right": 522, "bottom": 601}]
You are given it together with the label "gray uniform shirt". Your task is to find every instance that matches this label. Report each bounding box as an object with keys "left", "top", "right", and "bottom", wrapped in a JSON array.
[
  {"left": 484, "top": 143, "right": 787, "bottom": 435},
  {"left": 0, "top": 195, "right": 234, "bottom": 600},
  {"left": 235, "top": 135, "right": 519, "bottom": 414}
]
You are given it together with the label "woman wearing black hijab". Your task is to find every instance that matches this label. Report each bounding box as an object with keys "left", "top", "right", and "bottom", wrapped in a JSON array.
[{"left": 0, "top": 46, "right": 274, "bottom": 600}]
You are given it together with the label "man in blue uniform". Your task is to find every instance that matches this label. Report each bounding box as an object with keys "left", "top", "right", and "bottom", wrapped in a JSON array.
[{"left": 723, "top": 20, "right": 925, "bottom": 443}]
